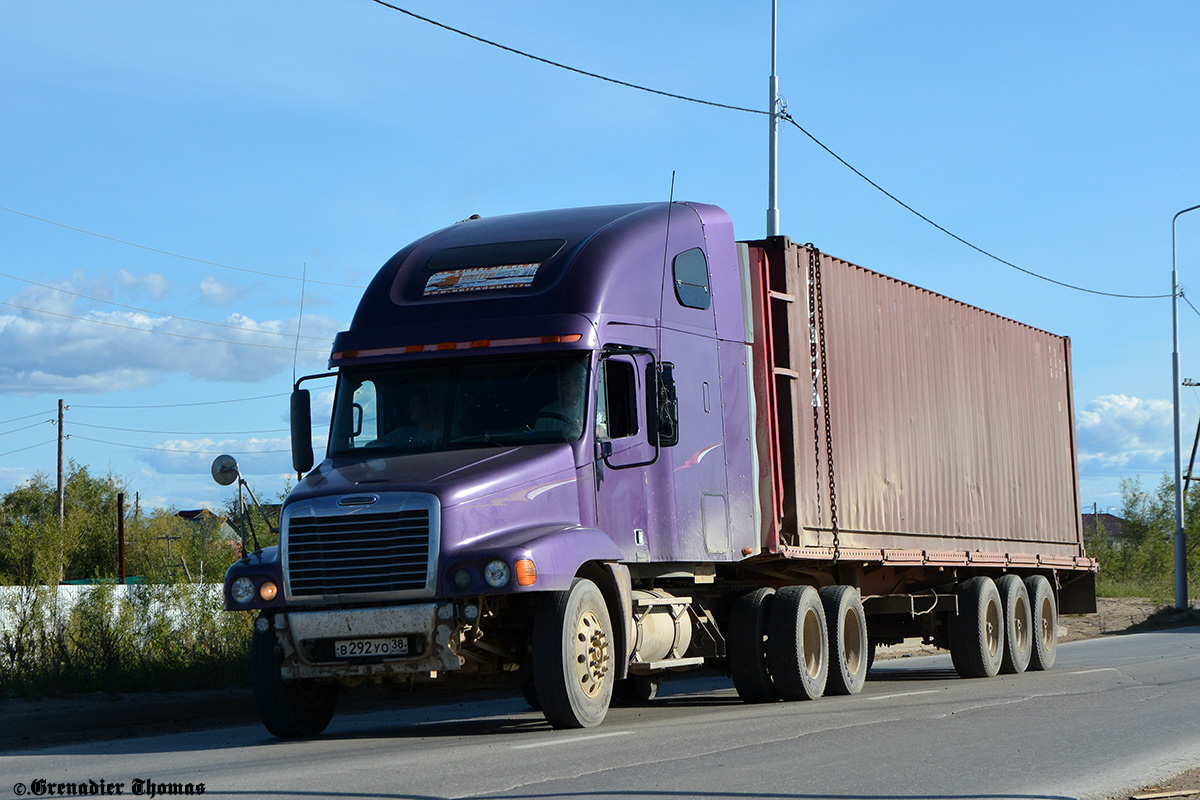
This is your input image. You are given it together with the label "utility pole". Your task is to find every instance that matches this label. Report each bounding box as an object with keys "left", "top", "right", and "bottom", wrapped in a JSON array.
[
  {"left": 1171, "top": 203, "right": 1200, "bottom": 611},
  {"left": 766, "top": 0, "right": 780, "bottom": 238},
  {"left": 117, "top": 492, "right": 126, "bottom": 584},
  {"left": 57, "top": 398, "right": 66, "bottom": 524}
]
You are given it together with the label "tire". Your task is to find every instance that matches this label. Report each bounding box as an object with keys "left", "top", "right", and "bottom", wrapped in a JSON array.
[
  {"left": 614, "top": 674, "right": 660, "bottom": 704},
  {"left": 250, "top": 623, "right": 337, "bottom": 738},
  {"left": 766, "top": 585, "right": 828, "bottom": 701},
  {"left": 1025, "top": 575, "right": 1058, "bottom": 671},
  {"left": 819, "top": 585, "right": 868, "bottom": 695},
  {"left": 866, "top": 640, "right": 877, "bottom": 674},
  {"left": 728, "top": 587, "right": 778, "bottom": 703},
  {"left": 996, "top": 574, "right": 1032, "bottom": 674},
  {"left": 950, "top": 576, "right": 1004, "bottom": 679},
  {"left": 520, "top": 681, "right": 541, "bottom": 709},
  {"left": 532, "top": 578, "right": 615, "bottom": 729}
]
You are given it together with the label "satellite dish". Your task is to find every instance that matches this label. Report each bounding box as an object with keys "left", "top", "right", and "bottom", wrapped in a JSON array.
[{"left": 211, "top": 454, "right": 240, "bottom": 486}]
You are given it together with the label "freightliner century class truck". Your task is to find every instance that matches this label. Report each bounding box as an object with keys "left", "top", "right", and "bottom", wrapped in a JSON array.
[{"left": 222, "top": 202, "right": 1097, "bottom": 735}]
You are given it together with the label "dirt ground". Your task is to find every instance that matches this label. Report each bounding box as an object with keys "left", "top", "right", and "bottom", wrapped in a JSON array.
[{"left": 4, "top": 596, "right": 1199, "bottom": 798}]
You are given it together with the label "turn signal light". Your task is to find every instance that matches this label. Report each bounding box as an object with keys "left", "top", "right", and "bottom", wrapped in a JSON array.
[
  {"left": 259, "top": 581, "right": 278, "bottom": 602},
  {"left": 515, "top": 558, "right": 537, "bottom": 586}
]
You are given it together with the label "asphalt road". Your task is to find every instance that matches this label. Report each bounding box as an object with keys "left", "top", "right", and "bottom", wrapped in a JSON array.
[{"left": 5, "top": 627, "right": 1199, "bottom": 800}]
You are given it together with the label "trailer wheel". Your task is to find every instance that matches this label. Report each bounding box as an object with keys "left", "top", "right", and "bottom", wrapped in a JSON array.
[
  {"left": 728, "top": 587, "right": 778, "bottom": 703},
  {"left": 767, "top": 585, "right": 828, "bottom": 701},
  {"left": 532, "top": 578, "right": 614, "bottom": 729},
  {"left": 250, "top": 624, "right": 337, "bottom": 738},
  {"left": 996, "top": 574, "right": 1032, "bottom": 674},
  {"left": 1025, "top": 575, "right": 1058, "bottom": 671},
  {"left": 819, "top": 585, "right": 868, "bottom": 695},
  {"left": 951, "top": 576, "right": 1004, "bottom": 678}
]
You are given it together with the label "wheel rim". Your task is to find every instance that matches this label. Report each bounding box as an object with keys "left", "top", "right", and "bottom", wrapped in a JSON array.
[
  {"left": 802, "top": 607, "right": 825, "bottom": 679},
  {"left": 842, "top": 610, "right": 864, "bottom": 674},
  {"left": 573, "top": 608, "right": 610, "bottom": 698},
  {"left": 1039, "top": 595, "right": 1054, "bottom": 650},
  {"left": 985, "top": 599, "right": 1001, "bottom": 658},
  {"left": 1014, "top": 595, "right": 1030, "bottom": 654}
]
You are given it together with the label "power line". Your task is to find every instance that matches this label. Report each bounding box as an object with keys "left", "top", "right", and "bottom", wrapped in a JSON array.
[
  {"left": 71, "top": 433, "right": 290, "bottom": 456},
  {"left": 778, "top": 113, "right": 1173, "bottom": 300},
  {"left": 0, "top": 299, "right": 329, "bottom": 354},
  {"left": 74, "top": 392, "right": 289, "bottom": 410},
  {"left": 366, "top": 3, "right": 1168, "bottom": 301},
  {"left": 0, "top": 420, "right": 53, "bottom": 437},
  {"left": 0, "top": 440, "right": 55, "bottom": 458},
  {"left": 0, "top": 409, "right": 56, "bottom": 426},
  {"left": 0, "top": 270, "right": 332, "bottom": 342},
  {"left": 366, "top": 0, "right": 764, "bottom": 116},
  {"left": 71, "top": 420, "right": 324, "bottom": 436},
  {"left": 0, "top": 205, "right": 365, "bottom": 289}
]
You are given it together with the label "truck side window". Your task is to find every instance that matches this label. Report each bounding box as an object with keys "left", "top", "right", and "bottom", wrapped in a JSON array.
[
  {"left": 673, "top": 248, "right": 711, "bottom": 310},
  {"left": 597, "top": 358, "right": 638, "bottom": 440}
]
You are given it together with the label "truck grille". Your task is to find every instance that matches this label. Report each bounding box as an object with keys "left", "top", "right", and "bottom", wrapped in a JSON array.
[{"left": 285, "top": 504, "right": 434, "bottom": 598}]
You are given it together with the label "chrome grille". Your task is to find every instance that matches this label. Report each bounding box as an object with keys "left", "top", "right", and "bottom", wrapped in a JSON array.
[{"left": 285, "top": 504, "right": 433, "bottom": 598}]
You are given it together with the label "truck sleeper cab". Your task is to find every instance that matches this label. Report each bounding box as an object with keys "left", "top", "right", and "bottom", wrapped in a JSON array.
[{"left": 223, "top": 202, "right": 1096, "bottom": 736}]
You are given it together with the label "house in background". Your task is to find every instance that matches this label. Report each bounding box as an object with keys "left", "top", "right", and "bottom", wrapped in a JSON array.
[{"left": 1081, "top": 512, "right": 1133, "bottom": 549}]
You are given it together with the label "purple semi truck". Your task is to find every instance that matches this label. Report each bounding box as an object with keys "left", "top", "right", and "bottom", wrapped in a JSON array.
[{"left": 222, "top": 202, "right": 1096, "bottom": 735}]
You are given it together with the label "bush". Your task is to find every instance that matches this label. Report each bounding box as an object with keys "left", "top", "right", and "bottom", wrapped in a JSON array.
[{"left": 0, "top": 583, "right": 254, "bottom": 698}]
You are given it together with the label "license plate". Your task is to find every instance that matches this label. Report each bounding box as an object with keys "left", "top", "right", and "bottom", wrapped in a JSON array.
[{"left": 334, "top": 636, "right": 409, "bottom": 658}]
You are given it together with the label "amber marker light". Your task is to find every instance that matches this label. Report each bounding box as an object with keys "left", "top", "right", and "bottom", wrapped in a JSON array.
[
  {"left": 515, "top": 558, "right": 537, "bottom": 586},
  {"left": 259, "top": 581, "right": 279, "bottom": 602}
]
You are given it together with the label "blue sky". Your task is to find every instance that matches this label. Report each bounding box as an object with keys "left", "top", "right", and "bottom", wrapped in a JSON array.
[{"left": 2, "top": 1, "right": 1198, "bottom": 513}]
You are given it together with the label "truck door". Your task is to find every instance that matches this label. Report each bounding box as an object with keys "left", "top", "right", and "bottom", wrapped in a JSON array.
[{"left": 593, "top": 350, "right": 655, "bottom": 562}]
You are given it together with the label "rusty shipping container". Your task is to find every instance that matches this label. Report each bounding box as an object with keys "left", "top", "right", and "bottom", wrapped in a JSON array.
[{"left": 745, "top": 238, "right": 1089, "bottom": 586}]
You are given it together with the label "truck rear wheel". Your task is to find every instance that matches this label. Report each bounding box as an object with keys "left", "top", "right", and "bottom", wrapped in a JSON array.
[
  {"left": 951, "top": 576, "right": 1004, "bottom": 678},
  {"left": 996, "top": 574, "right": 1032, "bottom": 674},
  {"left": 767, "top": 585, "right": 828, "bottom": 701},
  {"left": 819, "top": 585, "right": 867, "bottom": 695},
  {"left": 1025, "top": 575, "right": 1058, "bottom": 671},
  {"left": 728, "top": 587, "right": 778, "bottom": 703},
  {"left": 250, "top": 624, "right": 337, "bottom": 738},
  {"left": 532, "top": 578, "right": 615, "bottom": 729}
]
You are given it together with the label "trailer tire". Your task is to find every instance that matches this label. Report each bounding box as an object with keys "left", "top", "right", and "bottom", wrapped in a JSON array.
[
  {"left": 250, "top": 624, "right": 337, "bottom": 738},
  {"left": 532, "top": 578, "right": 614, "bottom": 729},
  {"left": 996, "top": 574, "right": 1032, "bottom": 674},
  {"left": 767, "top": 585, "right": 828, "bottom": 701},
  {"left": 951, "top": 576, "right": 1004, "bottom": 678},
  {"left": 1025, "top": 575, "right": 1058, "bottom": 671},
  {"left": 728, "top": 587, "right": 778, "bottom": 703},
  {"left": 819, "top": 585, "right": 868, "bottom": 695}
]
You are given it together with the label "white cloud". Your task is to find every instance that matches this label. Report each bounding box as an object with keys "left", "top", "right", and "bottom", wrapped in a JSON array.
[
  {"left": 1076, "top": 394, "right": 1176, "bottom": 474},
  {"left": 117, "top": 270, "right": 171, "bottom": 300},
  {"left": 198, "top": 276, "right": 240, "bottom": 306},
  {"left": 0, "top": 303, "right": 342, "bottom": 393}
]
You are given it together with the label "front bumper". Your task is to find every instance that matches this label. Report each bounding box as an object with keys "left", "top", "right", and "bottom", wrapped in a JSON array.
[{"left": 270, "top": 602, "right": 463, "bottom": 680}]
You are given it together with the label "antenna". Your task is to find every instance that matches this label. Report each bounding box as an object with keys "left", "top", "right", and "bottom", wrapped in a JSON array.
[{"left": 293, "top": 262, "right": 307, "bottom": 385}]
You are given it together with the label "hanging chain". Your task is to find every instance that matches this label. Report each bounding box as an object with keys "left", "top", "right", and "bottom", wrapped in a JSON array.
[
  {"left": 807, "top": 245, "right": 840, "bottom": 562},
  {"left": 807, "top": 245, "right": 824, "bottom": 548}
]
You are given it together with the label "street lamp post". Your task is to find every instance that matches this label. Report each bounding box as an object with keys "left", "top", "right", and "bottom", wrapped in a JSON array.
[{"left": 1172, "top": 203, "right": 1200, "bottom": 611}]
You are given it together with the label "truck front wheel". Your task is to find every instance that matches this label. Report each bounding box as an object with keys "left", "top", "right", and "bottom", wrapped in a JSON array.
[
  {"left": 250, "top": 624, "right": 337, "bottom": 738},
  {"left": 532, "top": 578, "right": 615, "bottom": 729}
]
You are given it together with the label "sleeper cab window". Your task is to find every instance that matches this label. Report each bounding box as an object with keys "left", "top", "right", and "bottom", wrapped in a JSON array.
[{"left": 673, "top": 248, "right": 710, "bottom": 310}]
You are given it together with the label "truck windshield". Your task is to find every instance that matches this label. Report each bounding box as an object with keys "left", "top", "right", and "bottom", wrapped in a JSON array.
[{"left": 329, "top": 353, "right": 590, "bottom": 456}]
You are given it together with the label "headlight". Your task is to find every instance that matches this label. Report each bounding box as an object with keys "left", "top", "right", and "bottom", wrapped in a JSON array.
[
  {"left": 231, "top": 576, "right": 255, "bottom": 604},
  {"left": 484, "top": 559, "right": 511, "bottom": 588}
]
